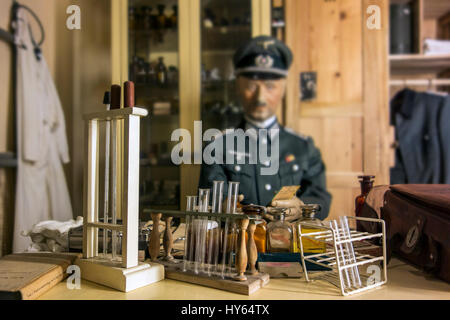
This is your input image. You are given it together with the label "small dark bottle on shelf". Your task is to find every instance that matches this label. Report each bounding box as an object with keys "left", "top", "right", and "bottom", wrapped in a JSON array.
[
  {"left": 157, "top": 4, "right": 166, "bottom": 30},
  {"left": 156, "top": 57, "right": 167, "bottom": 87},
  {"left": 355, "top": 175, "right": 375, "bottom": 231},
  {"left": 170, "top": 5, "right": 178, "bottom": 30},
  {"left": 143, "top": 6, "right": 153, "bottom": 31},
  {"left": 147, "top": 62, "right": 156, "bottom": 85},
  {"left": 129, "top": 6, "right": 136, "bottom": 31}
]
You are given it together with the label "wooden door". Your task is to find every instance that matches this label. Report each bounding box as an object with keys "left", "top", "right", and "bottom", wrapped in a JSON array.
[{"left": 284, "top": 0, "right": 391, "bottom": 221}]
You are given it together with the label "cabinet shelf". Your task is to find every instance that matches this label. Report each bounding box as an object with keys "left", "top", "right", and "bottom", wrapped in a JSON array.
[
  {"left": 140, "top": 163, "right": 179, "bottom": 169},
  {"left": 390, "top": 53, "right": 450, "bottom": 75}
]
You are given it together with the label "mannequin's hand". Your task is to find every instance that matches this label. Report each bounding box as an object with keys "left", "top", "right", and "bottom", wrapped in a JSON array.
[{"left": 265, "top": 197, "right": 305, "bottom": 222}]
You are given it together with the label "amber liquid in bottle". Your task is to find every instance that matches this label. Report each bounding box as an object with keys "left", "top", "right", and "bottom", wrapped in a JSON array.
[
  {"left": 294, "top": 205, "right": 326, "bottom": 254},
  {"left": 244, "top": 220, "right": 267, "bottom": 253}
]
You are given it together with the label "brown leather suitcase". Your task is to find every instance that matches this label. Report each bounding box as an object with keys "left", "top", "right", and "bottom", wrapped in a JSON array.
[{"left": 381, "top": 185, "right": 450, "bottom": 283}]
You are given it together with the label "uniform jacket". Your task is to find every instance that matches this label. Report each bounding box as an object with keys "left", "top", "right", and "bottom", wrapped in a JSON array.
[
  {"left": 198, "top": 119, "right": 332, "bottom": 220},
  {"left": 390, "top": 89, "right": 450, "bottom": 184}
]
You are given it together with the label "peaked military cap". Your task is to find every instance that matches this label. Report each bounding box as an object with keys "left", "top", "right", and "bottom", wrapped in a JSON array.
[{"left": 233, "top": 35, "right": 293, "bottom": 79}]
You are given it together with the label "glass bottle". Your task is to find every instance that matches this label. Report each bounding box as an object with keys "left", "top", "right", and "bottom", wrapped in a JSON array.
[
  {"left": 147, "top": 61, "right": 156, "bottom": 85},
  {"left": 129, "top": 6, "right": 136, "bottom": 31},
  {"left": 136, "top": 6, "right": 145, "bottom": 30},
  {"left": 355, "top": 175, "right": 375, "bottom": 231},
  {"left": 266, "top": 209, "right": 293, "bottom": 253},
  {"left": 156, "top": 57, "right": 167, "bottom": 87},
  {"left": 254, "top": 220, "right": 267, "bottom": 253},
  {"left": 143, "top": 6, "right": 153, "bottom": 31},
  {"left": 242, "top": 205, "right": 267, "bottom": 253},
  {"left": 295, "top": 204, "right": 326, "bottom": 254},
  {"left": 170, "top": 5, "right": 178, "bottom": 30},
  {"left": 157, "top": 4, "right": 166, "bottom": 30}
]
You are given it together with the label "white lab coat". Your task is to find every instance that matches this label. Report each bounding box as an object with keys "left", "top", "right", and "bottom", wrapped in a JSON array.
[{"left": 13, "top": 10, "right": 73, "bottom": 252}]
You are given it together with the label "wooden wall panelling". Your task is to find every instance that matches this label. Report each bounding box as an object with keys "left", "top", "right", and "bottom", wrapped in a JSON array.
[
  {"left": 285, "top": 0, "right": 365, "bottom": 220},
  {"left": 423, "top": 0, "right": 450, "bottom": 20}
]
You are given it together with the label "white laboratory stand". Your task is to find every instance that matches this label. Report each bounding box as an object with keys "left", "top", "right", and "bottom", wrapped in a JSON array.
[{"left": 76, "top": 107, "right": 164, "bottom": 292}]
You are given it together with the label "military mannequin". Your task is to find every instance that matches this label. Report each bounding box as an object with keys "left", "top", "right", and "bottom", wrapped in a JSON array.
[{"left": 198, "top": 35, "right": 332, "bottom": 221}]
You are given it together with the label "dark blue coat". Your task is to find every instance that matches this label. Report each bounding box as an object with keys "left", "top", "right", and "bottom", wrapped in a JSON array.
[{"left": 391, "top": 89, "right": 450, "bottom": 184}]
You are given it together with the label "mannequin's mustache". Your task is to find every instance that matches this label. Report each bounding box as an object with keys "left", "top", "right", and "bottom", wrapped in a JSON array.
[{"left": 251, "top": 101, "right": 267, "bottom": 108}]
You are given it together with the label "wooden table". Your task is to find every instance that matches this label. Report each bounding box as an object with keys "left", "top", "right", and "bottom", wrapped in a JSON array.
[{"left": 39, "top": 258, "right": 450, "bottom": 300}]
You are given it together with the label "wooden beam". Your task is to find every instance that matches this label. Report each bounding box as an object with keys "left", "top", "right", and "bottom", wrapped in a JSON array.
[{"left": 362, "top": 0, "right": 391, "bottom": 185}]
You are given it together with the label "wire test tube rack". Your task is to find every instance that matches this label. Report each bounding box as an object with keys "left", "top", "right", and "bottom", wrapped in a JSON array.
[{"left": 297, "top": 216, "right": 387, "bottom": 296}]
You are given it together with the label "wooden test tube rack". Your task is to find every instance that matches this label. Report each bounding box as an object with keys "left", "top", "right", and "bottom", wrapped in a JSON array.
[{"left": 143, "top": 209, "right": 270, "bottom": 295}]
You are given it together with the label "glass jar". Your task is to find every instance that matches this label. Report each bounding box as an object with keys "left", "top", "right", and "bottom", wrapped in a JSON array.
[
  {"left": 266, "top": 208, "right": 293, "bottom": 253},
  {"left": 242, "top": 205, "right": 267, "bottom": 253},
  {"left": 253, "top": 220, "right": 267, "bottom": 253},
  {"left": 295, "top": 204, "right": 326, "bottom": 254}
]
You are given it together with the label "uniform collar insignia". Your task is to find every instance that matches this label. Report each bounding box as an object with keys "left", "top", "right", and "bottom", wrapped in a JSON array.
[{"left": 285, "top": 154, "right": 295, "bottom": 163}]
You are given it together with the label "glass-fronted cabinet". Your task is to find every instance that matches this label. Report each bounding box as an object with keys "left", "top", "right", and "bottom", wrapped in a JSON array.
[
  {"left": 113, "top": 0, "right": 271, "bottom": 210},
  {"left": 129, "top": 0, "right": 180, "bottom": 210},
  {"left": 200, "top": 0, "right": 251, "bottom": 131}
]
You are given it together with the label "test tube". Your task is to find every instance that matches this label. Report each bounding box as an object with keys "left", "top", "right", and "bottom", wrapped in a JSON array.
[
  {"left": 209, "top": 181, "right": 224, "bottom": 275},
  {"left": 331, "top": 220, "right": 351, "bottom": 289},
  {"left": 195, "top": 189, "right": 210, "bottom": 274},
  {"left": 183, "top": 196, "right": 196, "bottom": 272},
  {"left": 211, "top": 181, "right": 224, "bottom": 214},
  {"left": 188, "top": 196, "right": 198, "bottom": 267},
  {"left": 220, "top": 182, "right": 240, "bottom": 278},
  {"left": 340, "top": 216, "right": 362, "bottom": 288},
  {"left": 227, "top": 182, "right": 239, "bottom": 276},
  {"left": 226, "top": 182, "right": 240, "bottom": 214}
]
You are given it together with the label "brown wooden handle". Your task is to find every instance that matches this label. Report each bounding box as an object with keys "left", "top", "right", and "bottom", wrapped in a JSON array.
[
  {"left": 234, "top": 218, "right": 249, "bottom": 281},
  {"left": 163, "top": 216, "right": 174, "bottom": 260},
  {"left": 123, "top": 81, "right": 135, "bottom": 108},
  {"left": 148, "top": 213, "right": 162, "bottom": 261},
  {"left": 247, "top": 221, "right": 258, "bottom": 275},
  {"left": 110, "top": 84, "right": 121, "bottom": 109}
]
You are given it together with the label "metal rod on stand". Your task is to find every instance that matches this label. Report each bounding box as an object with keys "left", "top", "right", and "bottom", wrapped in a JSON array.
[
  {"left": 110, "top": 84, "right": 121, "bottom": 261},
  {"left": 102, "top": 92, "right": 111, "bottom": 257}
]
